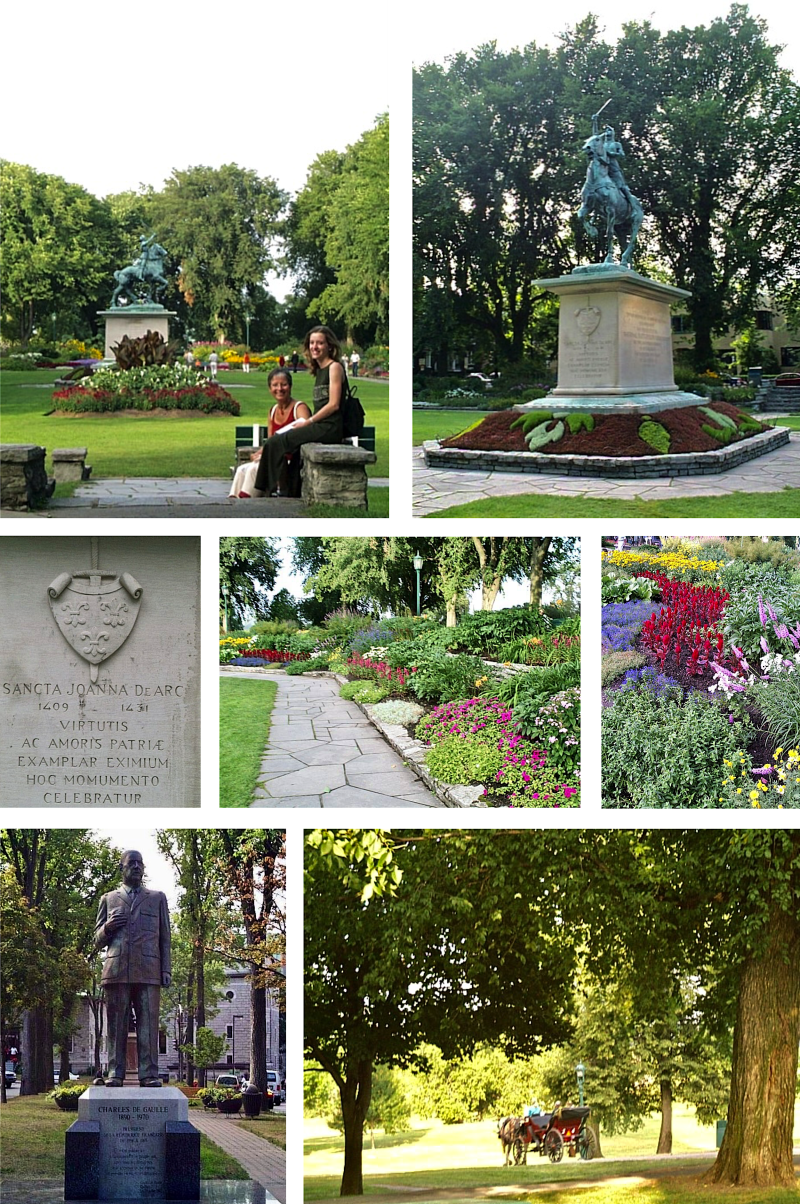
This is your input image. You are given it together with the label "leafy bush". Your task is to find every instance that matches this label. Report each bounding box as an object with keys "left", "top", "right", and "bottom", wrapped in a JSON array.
[
  {"left": 521, "top": 688, "right": 580, "bottom": 778},
  {"left": 602, "top": 686, "right": 753, "bottom": 807},
  {"left": 721, "top": 580, "right": 800, "bottom": 661},
  {"left": 248, "top": 619, "right": 302, "bottom": 639},
  {"left": 322, "top": 608, "right": 374, "bottom": 643},
  {"left": 639, "top": 419, "right": 671, "bottom": 454},
  {"left": 408, "top": 651, "right": 496, "bottom": 704},
  {"left": 724, "top": 537, "right": 798, "bottom": 573},
  {"left": 339, "top": 680, "right": 390, "bottom": 704},
  {"left": 426, "top": 736, "right": 505, "bottom": 785},
  {"left": 443, "top": 607, "right": 549, "bottom": 659},
  {"left": 370, "top": 700, "right": 425, "bottom": 727},
  {"left": 283, "top": 656, "right": 330, "bottom": 675},
  {"left": 496, "top": 664, "right": 581, "bottom": 711},
  {"left": 748, "top": 672, "right": 800, "bottom": 750},
  {"left": 601, "top": 574, "right": 657, "bottom": 605}
]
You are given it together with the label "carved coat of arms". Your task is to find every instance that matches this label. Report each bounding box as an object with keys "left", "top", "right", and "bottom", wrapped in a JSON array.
[
  {"left": 48, "top": 570, "right": 143, "bottom": 681},
  {"left": 575, "top": 305, "right": 601, "bottom": 339}
]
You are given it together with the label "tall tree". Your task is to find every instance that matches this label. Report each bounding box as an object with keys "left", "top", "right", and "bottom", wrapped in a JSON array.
[
  {"left": 0, "top": 830, "right": 120, "bottom": 1094},
  {"left": 149, "top": 163, "right": 286, "bottom": 343},
  {"left": 309, "top": 115, "right": 389, "bottom": 343},
  {"left": 607, "top": 6, "right": 800, "bottom": 369},
  {"left": 219, "top": 537, "right": 282, "bottom": 629},
  {"left": 0, "top": 162, "right": 117, "bottom": 346},
  {"left": 215, "top": 831, "right": 285, "bottom": 1096}
]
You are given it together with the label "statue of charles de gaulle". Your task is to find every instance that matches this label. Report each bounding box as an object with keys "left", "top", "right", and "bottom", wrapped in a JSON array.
[{"left": 93, "top": 849, "right": 171, "bottom": 1087}]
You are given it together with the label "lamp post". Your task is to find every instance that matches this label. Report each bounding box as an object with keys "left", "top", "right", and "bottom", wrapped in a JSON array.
[
  {"left": 412, "top": 555, "right": 424, "bottom": 617},
  {"left": 244, "top": 313, "right": 252, "bottom": 352},
  {"left": 232, "top": 1014, "right": 244, "bottom": 1076},
  {"left": 576, "top": 1061, "right": 585, "bottom": 1107}
]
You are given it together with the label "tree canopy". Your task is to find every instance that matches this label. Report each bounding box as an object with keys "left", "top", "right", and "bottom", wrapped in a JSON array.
[
  {"left": 219, "top": 537, "right": 281, "bottom": 629},
  {"left": 305, "top": 828, "right": 800, "bottom": 1195},
  {"left": 414, "top": 7, "right": 800, "bottom": 371}
]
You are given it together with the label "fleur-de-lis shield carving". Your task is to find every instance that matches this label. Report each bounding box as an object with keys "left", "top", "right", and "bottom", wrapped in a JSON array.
[
  {"left": 48, "top": 570, "right": 143, "bottom": 681},
  {"left": 575, "top": 305, "right": 601, "bottom": 339}
]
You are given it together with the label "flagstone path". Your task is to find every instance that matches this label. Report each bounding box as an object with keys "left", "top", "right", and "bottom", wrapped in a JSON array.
[{"left": 225, "top": 672, "right": 442, "bottom": 808}]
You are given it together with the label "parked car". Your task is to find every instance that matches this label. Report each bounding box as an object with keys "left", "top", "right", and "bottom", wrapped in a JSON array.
[
  {"left": 4, "top": 1069, "right": 16, "bottom": 1089},
  {"left": 215, "top": 1073, "right": 241, "bottom": 1090},
  {"left": 466, "top": 372, "right": 495, "bottom": 388},
  {"left": 266, "top": 1070, "right": 282, "bottom": 1104}
]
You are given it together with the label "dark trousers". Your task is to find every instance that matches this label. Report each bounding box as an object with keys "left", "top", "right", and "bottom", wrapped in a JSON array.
[
  {"left": 254, "top": 414, "right": 343, "bottom": 495},
  {"left": 105, "top": 982, "right": 160, "bottom": 1082}
]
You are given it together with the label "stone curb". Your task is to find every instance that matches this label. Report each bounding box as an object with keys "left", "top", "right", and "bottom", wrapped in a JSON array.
[
  {"left": 423, "top": 426, "right": 791, "bottom": 478},
  {"left": 222, "top": 667, "right": 486, "bottom": 808}
]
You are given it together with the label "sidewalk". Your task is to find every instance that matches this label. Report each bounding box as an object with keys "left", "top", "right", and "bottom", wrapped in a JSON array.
[
  {"left": 190, "top": 1111, "right": 284, "bottom": 1202},
  {"left": 413, "top": 431, "right": 800, "bottom": 516},
  {"left": 223, "top": 671, "right": 442, "bottom": 808},
  {"left": 1, "top": 476, "right": 389, "bottom": 519}
]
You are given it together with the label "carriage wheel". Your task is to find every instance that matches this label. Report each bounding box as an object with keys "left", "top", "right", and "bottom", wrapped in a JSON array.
[
  {"left": 513, "top": 1137, "right": 524, "bottom": 1166},
  {"left": 545, "top": 1129, "right": 564, "bottom": 1163},
  {"left": 579, "top": 1126, "right": 598, "bottom": 1161}
]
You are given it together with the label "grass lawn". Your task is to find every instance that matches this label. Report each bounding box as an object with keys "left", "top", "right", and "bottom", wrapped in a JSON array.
[
  {"left": 1, "top": 369, "right": 389, "bottom": 480},
  {"left": 0, "top": 1092, "right": 248, "bottom": 1180},
  {"left": 429, "top": 489, "right": 800, "bottom": 519},
  {"left": 235, "top": 1110, "right": 286, "bottom": 1149},
  {"left": 304, "top": 1106, "right": 800, "bottom": 1200},
  {"left": 307, "top": 486, "right": 389, "bottom": 518},
  {"left": 219, "top": 676, "right": 278, "bottom": 808},
  {"left": 413, "top": 409, "right": 490, "bottom": 445}
]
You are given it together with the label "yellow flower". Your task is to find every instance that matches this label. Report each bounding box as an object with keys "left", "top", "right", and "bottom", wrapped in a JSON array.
[{"left": 749, "top": 790, "right": 758, "bottom": 800}]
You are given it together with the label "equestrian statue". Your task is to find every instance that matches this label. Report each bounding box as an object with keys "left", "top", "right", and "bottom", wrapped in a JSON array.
[
  {"left": 110, "top": 233, "right": 170, "bottom": 308},
  {"left": 577, "top": 101, "right": 643, "bottom": 267}
]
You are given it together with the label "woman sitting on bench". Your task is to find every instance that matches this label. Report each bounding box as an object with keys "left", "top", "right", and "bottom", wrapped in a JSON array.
[
  {"left": 250, "top": 326, "right": 345, "bottom": 497},
  {"left": 229, "top": 368, "right": 310, "bottom": 498}
]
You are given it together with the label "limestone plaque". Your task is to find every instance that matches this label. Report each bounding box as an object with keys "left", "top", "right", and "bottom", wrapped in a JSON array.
[{"left": 0, "top": 536, "right": 200, "bottom": 807}]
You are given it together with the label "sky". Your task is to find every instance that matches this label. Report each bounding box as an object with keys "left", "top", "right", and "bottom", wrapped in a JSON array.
[{"left": 1, "top": 2, "right": 388, "bottom": 203}]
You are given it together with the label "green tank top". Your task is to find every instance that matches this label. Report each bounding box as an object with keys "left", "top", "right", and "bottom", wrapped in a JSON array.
[{"left": 312, "top": 363, "right": 340, "bottom": 413}]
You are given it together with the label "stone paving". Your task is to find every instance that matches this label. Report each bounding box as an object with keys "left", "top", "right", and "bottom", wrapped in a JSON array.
[
  {"left": 413, "top": 430, "right": 800, "bottom": 515},
  {"left": 225, "top": 672, "right": 442, "bottom": 809},
  {"left": 189, "top": 1110, "right": 284, "bottom": 1202}
]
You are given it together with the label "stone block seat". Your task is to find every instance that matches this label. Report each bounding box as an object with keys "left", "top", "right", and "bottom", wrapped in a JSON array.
[
  {"left": 52, "top": 447, "right": 92, "bottom": 483},
  {"left": 300, "top": 442, "right": 377, "bottom": 510},
  {"left": 0, "top": 444, "right": 55, "bottom": 510}
]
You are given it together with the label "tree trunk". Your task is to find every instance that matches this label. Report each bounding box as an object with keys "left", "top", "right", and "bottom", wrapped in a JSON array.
[
  {"left": 185, "top": 964, "right": 195, "bottom": 1087},
  {"left": 587, "top": 1119, "right": 602, "bottom": 1158},
  {"left": 21, "top": 1004, "right": 53, "bottom": 1095},
  {"left": 710, "top": 906, "right": 800, "bottom": 1186},
  {"left": 656, "top": 1076, "right": 673, "bottom": 1154},
  {"left": 59, "top": 1043, "right": 71, "bottom": 1084},
  {"left": 446, "top": 599, "right": 457, "bottom": 627},
  {"left": 195, "top": 936, "right": 206, "bottom": 1087},
  {"left": 340, "top": 1060, "right": 372, "bottom": 1196},
  {"left": 528, "top": 538, "right": 552, "bottom": 609},
  {"left": 250, "top": 973, "right": 267, "bottom": 1092}
]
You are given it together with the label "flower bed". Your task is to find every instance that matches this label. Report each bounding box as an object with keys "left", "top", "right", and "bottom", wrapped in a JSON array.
[
  {"left": 52, "top": 381, "right": 240, "bottom": 415},
  {"left": 602, "top": 540, "right": 800, "bottom": 807}
]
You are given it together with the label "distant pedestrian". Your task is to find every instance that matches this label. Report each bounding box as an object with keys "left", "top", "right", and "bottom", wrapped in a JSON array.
[
  {"left": 243, "top": 352, "right": 250, "bottom": 374},
  {"left": 209, "top": 351, "right": 218, "bottom": 379},
  {"left": 350, "top": 349, "right": 360, "bottom": 377},
  {"left": 184, "top": 349, "right": 194, "bottom": 369},
  {"left": 342, "top": 352, "right": 350, "bottom": 374},
  {"left": 291, "top": 351, "right": 299, "bottom": 371},
  {"left": 279, "top": 354, "right": 286, "bottom": 368}
]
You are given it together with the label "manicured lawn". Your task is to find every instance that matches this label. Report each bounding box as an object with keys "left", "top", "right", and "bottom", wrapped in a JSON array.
[
  {"left": 0, "top": 1093, "right": 248, "bottom": 1180},
  {"left": 219, "top": 676, "right": 278, "bottom": 808},
  {"left": 413, "top": 409, "right": 489, "bottom": 444},
  {"left": 304, "top": 1107, "right": 800, "bottom": 1200},
  {"left": 235, "top": 1110, "right": 286, "bottom": 1149},
  {"left": 1, "top": 369, "right": 389, "bottom": 479},
  {"left": 429, "top": 489, "right": 800, "bottom": 519}
]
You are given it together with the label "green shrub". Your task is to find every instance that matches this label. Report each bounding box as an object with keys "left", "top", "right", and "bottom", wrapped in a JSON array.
[
  {"left": 601, "top": 650, "right": 647, "bottom": 686},
  {"left": 601, "top": 574, "right": 657, "bottom": 604},
  {"left": 701, "top": 423, "right": 734, "bottom": 444},
  {"left": 496, "top": 664, "right": 581, "bottom": 711},
  {"left": 283, "top": 656, "right": 329, "bottom": 675},
  {"left": 638, "top": 419, "right": 671, "bottom": 454},
  {"left": 526, "top": 419, "right": 565, "bottom": 450},
  {"left": 721, "top": 577, "right": 800, "bottom": 660},
  {"left": 602, "top": 686, "right": 753, "bottom": 807},
  {"left": 748, "top": 673, "right": 800, "bottom": 751},
  {"left": 520, "top": 687, "right": 580, "bottom": 778},
  {"left": 426, "top": 736, "right": 505, "bottom": 785},
  {"left": 510, "top": 410, "right": 553, "bottom": 433},
  {"left": 409, "top": 652, "right": 496, "bottom": 704},
  {"left": 339, "top": 680, "right": 390, "bottom": 704},
  {"left": 444, "top": 607, "right": 549, "bottom": 659}
]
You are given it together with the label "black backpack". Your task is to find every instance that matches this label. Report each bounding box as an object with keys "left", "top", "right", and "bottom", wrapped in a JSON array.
[{"left": 340, "top": 375, "right": 365, "bottom": 439}]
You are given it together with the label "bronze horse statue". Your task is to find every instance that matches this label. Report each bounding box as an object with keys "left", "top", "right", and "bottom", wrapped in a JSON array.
[
  {"left": 110, "top": 234, "right": 169, "bottom": 307},
  {"left": 577, "top": 107, "right": 642, "bottom": 267}
]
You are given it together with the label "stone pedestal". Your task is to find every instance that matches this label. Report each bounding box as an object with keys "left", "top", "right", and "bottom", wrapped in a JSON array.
[
  {"left": 99, "top": 306, "right": 176, "bottom": 361},
  {"left": 65, "top": 1087, "right": 200, "bottom": 1200},
  {"left": 0, "top": 444, "right": 55, "bottom": 509},
  {"left": 52, "top": 447, "right": 91, "bottom": 483},
  {"left": 521, "top": 267, "right": 699, "bottom": 414},
  {"left": 301, "top": 442, "right": 377, "bottom": 510}
]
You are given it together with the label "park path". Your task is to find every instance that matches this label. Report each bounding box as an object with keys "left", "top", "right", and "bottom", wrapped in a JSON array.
[
  {"left": 189, "top": 1110, "right": 284, "bottom": 1202},
  {"left": 225, "top": 672, "right": 441, "bottom": 809},
  {"left": 413, "top": 429, "right": 800, "bottom": 516}
]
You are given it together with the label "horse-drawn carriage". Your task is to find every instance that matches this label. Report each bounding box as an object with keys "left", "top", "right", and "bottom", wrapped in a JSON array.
[{"left": 499, "top": 1102, "right": 597, "bottom": 1166}]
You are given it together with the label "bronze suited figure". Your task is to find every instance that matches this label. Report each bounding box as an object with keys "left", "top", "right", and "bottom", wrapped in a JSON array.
[{"left": 93, "top": 849, "right": 171, "bottom": 1087}]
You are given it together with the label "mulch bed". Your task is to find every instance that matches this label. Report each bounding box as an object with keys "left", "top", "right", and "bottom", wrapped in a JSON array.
[{"left": 441, "top": 402, "right": 769, "bottom": 457}]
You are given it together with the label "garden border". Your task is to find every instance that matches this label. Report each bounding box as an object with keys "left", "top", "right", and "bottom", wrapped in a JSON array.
[
  {"left": 423, "top": 426, "right": 790, "bottom": 478},
  {"left": 218, "top": 666, "right": 487, "bottom": 808}
]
